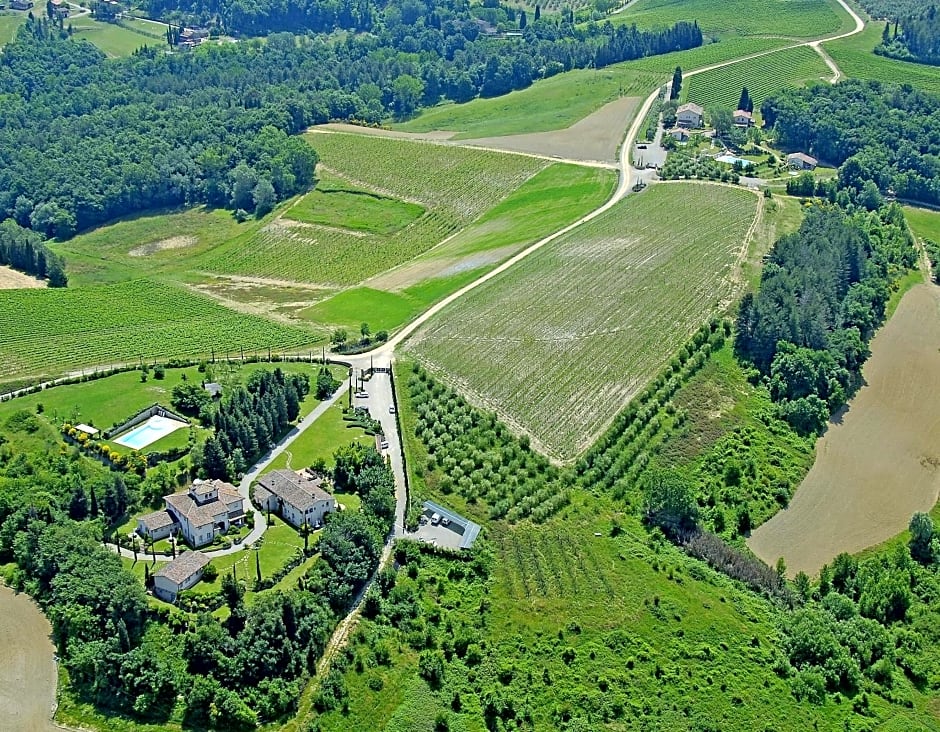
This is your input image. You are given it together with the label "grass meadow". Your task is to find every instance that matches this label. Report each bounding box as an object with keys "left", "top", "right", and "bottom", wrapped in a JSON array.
[
  {"left": 612, "top": 0, "right": 852, "bottom": 39},
  {"left": 683, "top": 45, "right": 832, "bottom": 110},
  {"left": 398, "top": 37, "right": 788, "bottom": 138},
  {"left": 404, "top": 183, "right": 759, "bottom": 461},
  {"left": 905, "top": 206, "right": 940, "bottom": 244},
  {"left": 823, "top": 23, "right": 940, "bottom": 97}
]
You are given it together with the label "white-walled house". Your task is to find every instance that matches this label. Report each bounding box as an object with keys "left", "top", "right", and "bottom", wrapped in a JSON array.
[
  {"left": 153, "top": 551, "right": 211, "bottom": 603},
  {"left": 254, "top": 469, "right": 337, "bottom": 529},
  {"left": 676, "top": 102, "right": 704, "bottom": 128},
  {"left": 137, "top": 479, "right": 246, "bottom": 548}
]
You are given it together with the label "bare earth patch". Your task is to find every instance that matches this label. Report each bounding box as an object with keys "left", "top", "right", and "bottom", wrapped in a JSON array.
[
  {"left": 0, "top": 585, "right": 59, "bottom": 732},
  {"left": 0, "top": 265, "right": 43, "bottom": 289},
  {"left": 460, "top": 96, "right": 641, "bottom": 164},
  {"left": 193, "top": 277, "right": 332, "bottom": 324},
  {"left": 366, "top": 245, "right": 519, "bottom": 292},
  {"left": 749, "top": 283, "right": 940, "bottom": 576},
  {"left": 128, "top": 235, "right": 196, "bottom": 257},
  {"left": 310, "top": 123, "right": 457, "bottom": 142}
]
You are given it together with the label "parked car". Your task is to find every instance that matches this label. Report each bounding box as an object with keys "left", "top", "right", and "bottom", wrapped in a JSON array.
[
  {"left": 389, "top": 405, "right": 396, "bottom": 414},
  {"left": 355, "top": 391, "right": 368, "bottom": 398},
  {"left": 380, "top": 440, "right": 389, "bottom": 450}
]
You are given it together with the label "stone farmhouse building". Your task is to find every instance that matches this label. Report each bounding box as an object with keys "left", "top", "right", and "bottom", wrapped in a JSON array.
[
  {"left": 254, "top": 469, "right": 337, "bottom": 529},
  {"left": 787, "top": 152, "right": 818, "bottom": 170},
  {"left": 733, "top": 109, "right": 753, "bottom": 127},
  {"left": 676, "top": 102, "right": 704, "bottom": 128},
  {"left": 137, "top": 479, "right": 246, "bottom": 548},
  {"left": 153, "top": 551, "right": 210, "bottom": 603}
]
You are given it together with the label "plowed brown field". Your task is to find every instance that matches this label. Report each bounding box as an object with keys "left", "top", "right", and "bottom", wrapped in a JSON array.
[{"left": 749, "top": 284, "right": 940, "bottom": 576}]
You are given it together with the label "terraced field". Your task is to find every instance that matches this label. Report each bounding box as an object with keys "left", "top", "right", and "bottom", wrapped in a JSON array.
[
  {"left": 684, "top": 45, "right": 832, "bottom": 109},
  {"left": 612, "top": 0, "right": 851, "bottom": 38},
  {"left": 404, "top": 183, "right": 759, "bottom": 461},
  {"left": 823, "top": 23, "right": 940, "bottom": 97},
  {"left": 198, "top": 133, "right": 549, "bottom": 286},
  {"left": 0, "top": 279, "right": 316, "bottom": 385}
]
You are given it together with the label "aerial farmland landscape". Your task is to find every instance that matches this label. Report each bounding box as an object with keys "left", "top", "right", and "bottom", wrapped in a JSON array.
[{"left": 1, "top": 0, "right": 940, "bottom": 729}]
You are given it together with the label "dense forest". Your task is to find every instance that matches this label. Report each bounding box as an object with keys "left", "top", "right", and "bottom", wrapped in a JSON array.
[
  {"left": 735, "top": 204, "right": 915, "bottom": 435},
  {"left": 0, "top": 9, "right": 699, "bottom": 243},
  {"left": 194, "top": 368, "right": 310, "bottom": 480},
  {"left": 875, "top": 10, "right": 940, "bottom": 66},
  {"left": 0, "top": 403, "right": 395, "bottom": 726},
  {"left": 762, "top": 80, "right": 940, "bottom": 207}
]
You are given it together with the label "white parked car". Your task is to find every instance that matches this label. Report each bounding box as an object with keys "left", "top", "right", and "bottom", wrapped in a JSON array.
[
  {"left": 388, "top": 405, "right": 396, "bottom": 414},
  {"left": 380, "top": 440, "right": 389, "bottom": 450}
]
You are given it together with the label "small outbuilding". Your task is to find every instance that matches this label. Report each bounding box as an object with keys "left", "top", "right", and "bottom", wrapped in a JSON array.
[
  {"left": 204, "top": 382, "right": 222, "bottom": 399},
  {"left": 787, "top": 152, "right": 818, "bottom": 171},
  {"left": 153, "top": 551, "right": 211, "bottom": 603}
]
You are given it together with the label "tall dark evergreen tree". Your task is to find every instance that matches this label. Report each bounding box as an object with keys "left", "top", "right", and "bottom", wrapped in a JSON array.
[{"left": 671, "top": 66, "right": 683, "bottom": 99}]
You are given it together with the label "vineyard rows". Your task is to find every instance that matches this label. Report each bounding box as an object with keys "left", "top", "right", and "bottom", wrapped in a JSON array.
[
  {"left": 405, "top": 183, "right": 758, "bottom": 461},
  {"left": 684, "top": 46, "right": 831, "bottom": 110},
  {"left": 613, "top": 0, "right": 846, "bottom": 39},
  {"left": 199, "top": 134, "right": 548, "bottom": 287},
  {"left": 824, "top": 31, "right": 940, "bottom": 98},
  {"left": 0, "top": 279, "right": 315, "bottom": 384}
]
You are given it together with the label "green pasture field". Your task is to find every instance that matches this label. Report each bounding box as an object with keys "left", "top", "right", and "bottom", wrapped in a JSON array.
[
  {"left": 0, "top": 11, "right": 26, "bottom": 47},
  {"left": 612, "top": 0, "right": 851, "bottom": 39},
  {"left": 285, "top": 171, "right": 426, "bottom": 235},
  {"left": 405, "top": 183, "right": 759, "bottom": 461},
  {"left": 684, "top": 45, "right": 832, "bottom": 110},
  {"left": 905, "top": 206, "right": 940, "bottom": 243},
  {"left": 197, "top": 133, "right": 548, "bottom": 286},
  {"left": 398, "top": 37, "right": 788, "bottom": 138},
  {"left": 265, "top": 401, "right": 373, "bottom": 471},
  {"left": 823, "top": 23, "right": 940, "bottom": 97},
  {"left": 69, "top": 16, "right": 159, "bottom": 57},
  {"left": 56, "top": 206, "right": 254, "bottom": 288},
  {"left": 0, "top": 279, "right": 317, "bottom": 387}
]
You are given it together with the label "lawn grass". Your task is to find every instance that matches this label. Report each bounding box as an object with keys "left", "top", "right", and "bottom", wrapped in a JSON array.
[
  {"left": 265, "top": 401, "right": 373, "bottom": 472},
  {"left": 397, "top": 38, "right": 788, "bottom": 138},
  {"left": 299, "top": 288, "right": 420, "bottom": 333},
  {"left": 69, "top": 16, "right": 160, "bottom": 57},
  {"left": 683, "top": 45, "right": 832, "bottom": 111},
  {"left": 0, "top": 279, "right": 318, "bottom": 387},
  {"left": 0, "top": 11, "right": 26, "bottom": 47},
  {"left": 823, "top": 22, "right": 940, "bottom": 97},
  {"left": 612, "top": 0, "right": 851, "bottom": 39},
  {"left": 285, "top": 172, "right": 425, "bottom": 235},
  {"left": 405, "top": 182, "right": 759, "bottom": 461}
]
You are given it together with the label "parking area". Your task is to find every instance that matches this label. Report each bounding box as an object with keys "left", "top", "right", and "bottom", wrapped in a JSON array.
[{"left": 405, "top": 500, "right": 481, "bottom": 550}]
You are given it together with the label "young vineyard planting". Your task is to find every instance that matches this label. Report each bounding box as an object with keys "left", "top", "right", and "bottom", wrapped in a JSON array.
[
  {"left": 404, "top": 183, "right": 758, "bottom": 461},
  {"left": 0, "top": 279, "right": 315, "bottom": 385},
  {"left": 198, "top": 133, "right": 548, "bottom": 286},
  {"left": 684, "top": 46, "right": 831, "bottom": 110}
]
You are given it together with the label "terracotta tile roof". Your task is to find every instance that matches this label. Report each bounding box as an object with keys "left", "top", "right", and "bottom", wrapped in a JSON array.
[
  {"left": 138, "top": 510, "right": 176, "bottom": 532},
  {"left": 154, "top": 551, "right": 210, "bottom": 585},
  {"left": 256, "top": 469, "right": 333, "bottom": 512}
]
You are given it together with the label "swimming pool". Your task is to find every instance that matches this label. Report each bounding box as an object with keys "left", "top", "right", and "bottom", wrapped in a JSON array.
[
  {"left": 715, "top": 154, "right": 754, "bottom": 168},
  {"left": 114, "top": 415, "right": 188, "bottom": 450}
]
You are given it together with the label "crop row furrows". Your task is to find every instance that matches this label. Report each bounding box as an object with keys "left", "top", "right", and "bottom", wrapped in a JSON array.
[{"left": 406, "top": 184, "right": 755, "bottom": 460}]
